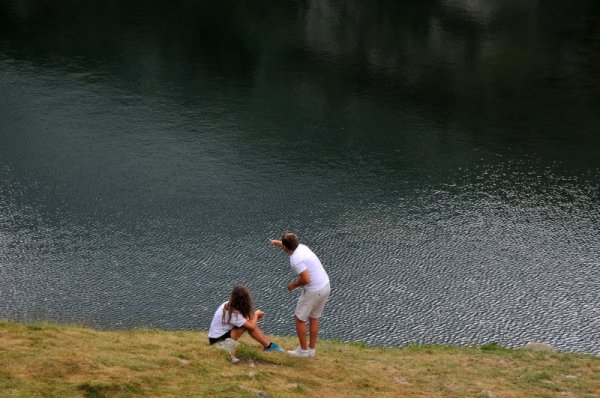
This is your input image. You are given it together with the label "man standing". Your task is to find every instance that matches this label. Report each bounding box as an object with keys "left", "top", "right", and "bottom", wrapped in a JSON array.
[{"left": 270, "top": 232, "right": 331, "bottom": 358}]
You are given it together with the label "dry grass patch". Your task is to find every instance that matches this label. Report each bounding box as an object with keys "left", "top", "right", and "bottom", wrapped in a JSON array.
[{"left": 0, "top": 321, "right": 599, "bottom": 397}]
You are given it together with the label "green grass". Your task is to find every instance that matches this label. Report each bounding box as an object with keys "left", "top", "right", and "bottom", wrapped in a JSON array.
[{"left": 0, "top": 320, "right": 598, "bottom": 397}]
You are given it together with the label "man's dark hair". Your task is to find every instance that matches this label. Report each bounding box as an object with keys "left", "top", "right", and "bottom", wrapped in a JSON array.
[{"left": 281, "top": 232, "right": 299, "bottom": 251}]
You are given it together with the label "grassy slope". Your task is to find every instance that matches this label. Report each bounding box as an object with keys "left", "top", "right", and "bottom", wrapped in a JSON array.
[{"left": 0, "top": 321, "right": 598, "bottom": 398}]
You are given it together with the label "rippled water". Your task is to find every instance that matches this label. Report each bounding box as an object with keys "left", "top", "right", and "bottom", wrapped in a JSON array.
[{"left": 1, "top": 0, "right": 599, "bottom": 354}]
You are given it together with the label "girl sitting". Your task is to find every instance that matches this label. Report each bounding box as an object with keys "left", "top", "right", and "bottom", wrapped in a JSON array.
[{"left": 208, "top": 284, "right": 284, "bottom": 362}]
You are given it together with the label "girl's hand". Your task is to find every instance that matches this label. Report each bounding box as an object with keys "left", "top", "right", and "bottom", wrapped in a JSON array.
[{"left": 255, "top": 310, "right": 265, "bottom": 320}]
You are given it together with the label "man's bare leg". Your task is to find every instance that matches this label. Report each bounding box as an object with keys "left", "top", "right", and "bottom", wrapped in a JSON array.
[
  {"left": 308, "top": 317, "right": 319, "bottom": 349},
  {"left": 295, "top": 316, "right": 308, "bottom": 350}
]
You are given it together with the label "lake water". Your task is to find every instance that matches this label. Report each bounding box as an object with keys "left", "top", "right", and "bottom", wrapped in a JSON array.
[{"left": 1, "top": 0, "right": 599, "bottom": 354}]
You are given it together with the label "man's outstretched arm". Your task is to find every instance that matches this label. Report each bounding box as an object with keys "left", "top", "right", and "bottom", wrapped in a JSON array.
[{"left": 269, "top": 239, "right": 284, "bottom": 249}]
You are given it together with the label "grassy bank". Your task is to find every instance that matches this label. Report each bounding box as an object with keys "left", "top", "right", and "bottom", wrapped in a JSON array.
[{"left": 0, "top": 321, "right": 598, "bottom": 397}]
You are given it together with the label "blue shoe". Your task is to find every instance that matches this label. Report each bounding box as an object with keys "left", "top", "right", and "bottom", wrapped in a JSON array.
[{"left": 264, "top": 342, "right": 284, "bottom": 353}]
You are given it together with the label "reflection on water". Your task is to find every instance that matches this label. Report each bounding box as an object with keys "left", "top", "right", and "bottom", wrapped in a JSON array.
[{"left": 1, "top": 0, "right": 599, "bottom": 354}]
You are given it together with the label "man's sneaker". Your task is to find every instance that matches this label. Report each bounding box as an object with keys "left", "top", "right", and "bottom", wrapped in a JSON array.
[
  {"left": 307, "top": 348, "right": 316, "bottom": 358},
  {"left": 287, "top": 346, "right": 311, "bottom": 358},
  {"left": 264, "top": 342, "right": 285, "bottom": 353}
]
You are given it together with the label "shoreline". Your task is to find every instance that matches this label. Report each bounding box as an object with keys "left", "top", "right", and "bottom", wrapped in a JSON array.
[{"left": 3, "top": 317, "right": 597, "bottom": 357}]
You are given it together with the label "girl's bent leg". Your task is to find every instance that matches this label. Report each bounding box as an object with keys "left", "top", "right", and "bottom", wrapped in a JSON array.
[
  {"left": 247, "top": 326, "right": 270, "bottom": 348},
  {"left": 230, "top": 327, "right": 246, "bottom": 341},
  {"left": 216, "top": 329, "right": 242, "bottom": 362}
]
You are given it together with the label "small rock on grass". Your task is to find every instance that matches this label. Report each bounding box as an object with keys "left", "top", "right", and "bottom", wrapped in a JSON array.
[
  {"left": 240, "top": 387, "right": 271, "bottom": 398},
  {"left": 524, "top": 342, "right": 557, "bottom": 352}
]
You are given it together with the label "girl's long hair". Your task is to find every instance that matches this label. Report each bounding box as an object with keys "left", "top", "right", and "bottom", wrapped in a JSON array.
[{"left": 223, "top": 284, "right": 254, "bottom": 323}]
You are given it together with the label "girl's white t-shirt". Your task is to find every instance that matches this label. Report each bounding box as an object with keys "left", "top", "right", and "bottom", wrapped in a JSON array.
[
  {"left": 290, "top": 244, "right": 330, "bottom": 292},
  {"left": 208, "top": 301, "right": 247, "bottom": 338}
]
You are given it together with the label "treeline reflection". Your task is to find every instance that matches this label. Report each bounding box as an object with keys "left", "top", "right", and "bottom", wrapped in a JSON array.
[{"left": 1, "top": 0, "right": 599, "bottom": 139}]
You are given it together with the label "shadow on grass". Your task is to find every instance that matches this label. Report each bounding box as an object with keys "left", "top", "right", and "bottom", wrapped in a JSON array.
[
  {"left": 221, "top": 344, "right": 308, "bottom": 370},
  {"left": 480, "top": 342, "right": 508, "bottom": 352},
  {"left": 78, "top": 381, "right": 145, "bottom": 398}
]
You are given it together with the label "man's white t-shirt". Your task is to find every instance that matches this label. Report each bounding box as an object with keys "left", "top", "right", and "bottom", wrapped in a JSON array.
[
  {"left": 290, "top": 244, "right": 329, "bottom": 292},
  {"left": 208, "top": 301, "right": 247, "bottom": 338}
]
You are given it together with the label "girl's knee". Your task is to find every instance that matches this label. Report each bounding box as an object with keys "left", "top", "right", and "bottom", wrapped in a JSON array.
[{"left": 230, "top": 327, "right": 246, "bottom": 340}]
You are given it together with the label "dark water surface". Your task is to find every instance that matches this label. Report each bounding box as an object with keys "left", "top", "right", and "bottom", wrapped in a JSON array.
[{"left": 1, "top": 1, "right": 599, "bottom": 354}]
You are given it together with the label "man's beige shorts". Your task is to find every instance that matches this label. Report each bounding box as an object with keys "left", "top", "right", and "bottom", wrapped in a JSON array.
[{"left": 295, "top": 283, "right": 331, "bottom": 321}]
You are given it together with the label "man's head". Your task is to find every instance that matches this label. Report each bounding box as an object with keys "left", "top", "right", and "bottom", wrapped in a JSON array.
[{"left": 281, "top": 232, "right": 299, "bottom": 252}]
